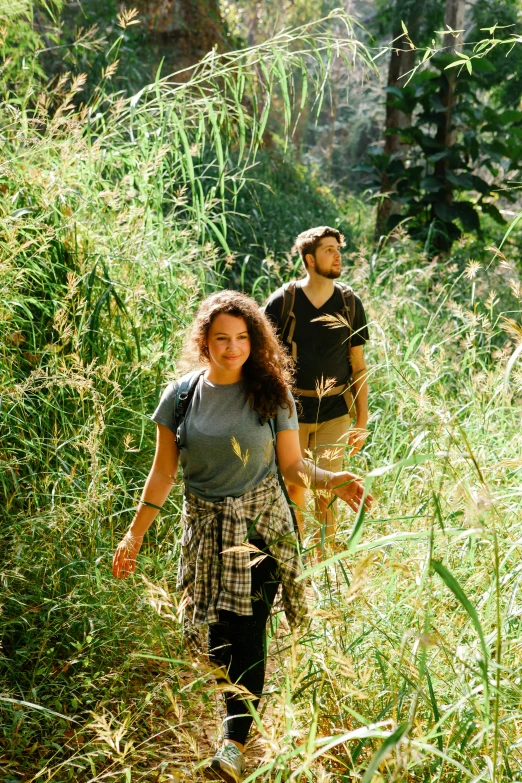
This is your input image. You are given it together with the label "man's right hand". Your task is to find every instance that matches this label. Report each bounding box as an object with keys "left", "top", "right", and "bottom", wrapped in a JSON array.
[{"left": 348, "top": 427, "right": 369, "bottom": 457}]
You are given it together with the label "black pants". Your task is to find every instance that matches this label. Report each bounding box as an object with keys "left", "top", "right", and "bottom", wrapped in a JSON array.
[{"left": 208, "top": 544, "right": 280, "bottom": 745}]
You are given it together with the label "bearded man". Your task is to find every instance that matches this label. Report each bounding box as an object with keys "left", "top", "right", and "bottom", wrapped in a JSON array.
[{"left": 264, "top": 226, "right": 370, "bottom": 549}]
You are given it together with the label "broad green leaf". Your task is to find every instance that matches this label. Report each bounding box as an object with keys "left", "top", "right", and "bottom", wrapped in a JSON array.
[
  {"left": 426, "top": 668, "right": 443, "bottom": 752},
  {"left": 0, "top": 696, "right": 77, "bottom": 723},
  {"left": 361, "top": 723, "right": 409, "bottom": 783},
  {"left": 499, "top": 210, "right": 522, "bottom": 249},
  {"left": 204, "top": 218, "right": 231, "bottom": 254},
  {"left": 431, "top": 559, "right": 489, "bottom": 700}
]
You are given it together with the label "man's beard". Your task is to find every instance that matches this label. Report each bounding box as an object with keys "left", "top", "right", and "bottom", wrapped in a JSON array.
[{"left": 315, "top": 262, "right": 341, "bottom": 280}]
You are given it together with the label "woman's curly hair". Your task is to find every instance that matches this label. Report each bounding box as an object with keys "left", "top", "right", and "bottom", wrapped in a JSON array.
[{"left": 181, "top": 290, "right": 294, "bottom": 420}]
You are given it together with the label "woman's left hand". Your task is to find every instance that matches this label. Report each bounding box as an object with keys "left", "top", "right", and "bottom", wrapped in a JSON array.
[
  {"left": 330, "top": 471, "right": 373, "bottom": 513},
  {"left": 112, "top": 533, "right": 143, "bottom": 579}
]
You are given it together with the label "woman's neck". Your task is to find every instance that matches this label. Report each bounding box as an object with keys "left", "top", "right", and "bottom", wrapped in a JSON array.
[{"left": 205, "top": 366, "right": 243, "bottom": 385}]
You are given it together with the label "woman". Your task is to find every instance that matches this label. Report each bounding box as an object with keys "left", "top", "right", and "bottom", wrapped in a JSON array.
[{"left": 112, "top": 290, "right": 372, "bottom": 783}]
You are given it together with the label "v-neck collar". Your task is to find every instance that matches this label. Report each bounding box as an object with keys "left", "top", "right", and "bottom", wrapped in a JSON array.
[{"left": 297, "top": 283, "right": 337, "bottom": 311}]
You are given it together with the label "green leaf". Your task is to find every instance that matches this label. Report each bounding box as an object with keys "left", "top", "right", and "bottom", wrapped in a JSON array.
[
  {"left": 427, "top": 150, "right": 450, "bottom": 163},
  {"left": 204, "top": 217, "right": 231, "bottom": 254},
  {"left": 404, "top": 332, "right": 423, "bottom": 361},
  {"left": 361, "top": 723, "right": 409, "bottom": 783},
  {"left": 0, "top": 696, "right": 77, "bottom": 723},
  {"left": 453, "top": 201, "right": 480, "bottom": 233},
  {"left": 500, "top": 110, "right": 522, "bottom": 124},
  {"left": 257, "top": 98, "right": 271, "bottom": 143},
  {"left": 445, "top": 60, "right": 466, "bottom": 71},
  {"left": 421, "top": 176, "right": 442, "bottom": 192},
  {"left": 446, "top": 171, "right": 474, "bottom": 190},
  {"left": 480, "top": 202, "right": 507, "bottom": 225},
  {"left": 274, "top": 52, "right": 291, "bottom": 130},
  {"left": 470, "top": 57, "right": 496, "bottom": 74},
  {"left": 426, "top": 668, "right": 443, "bottom": 753},
  {"left": 300, "top": 68, "right": 308, "bottom": 111},
  {"left": 433, "top": 202, "right": 454, "bottom": 223},
  {"left": 470, "top": 174, "right": 490, "bottom": 195},
  {"left": 431, "top": 560, "right": 489, "bottom": 695},
  {"left": 499, "top": 210, "right": 522, "bottom": 249}
]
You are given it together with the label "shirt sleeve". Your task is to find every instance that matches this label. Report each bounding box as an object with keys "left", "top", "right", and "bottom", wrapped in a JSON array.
[
  {"left": 275, "top": 392, "right": 299, "bottom": 432},
  {"left": 351, "top": 295, "right": 369, "bottom": 347},
  {"left": 151, "top": 381, "right": 179, "bottom": 434}
]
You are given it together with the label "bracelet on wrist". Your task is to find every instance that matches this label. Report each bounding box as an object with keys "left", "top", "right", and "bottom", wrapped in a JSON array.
[{"left": 139, "top": 499, "right": 163, "bottom": 511}]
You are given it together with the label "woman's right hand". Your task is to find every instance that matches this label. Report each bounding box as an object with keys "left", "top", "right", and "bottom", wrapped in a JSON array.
[{"left": 112, "top": 533, "right": 143, "bottom": 579}]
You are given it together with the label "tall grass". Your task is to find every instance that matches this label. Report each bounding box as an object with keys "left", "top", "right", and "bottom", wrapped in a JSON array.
[{"left": 2, "top": 7, "right": 522, "bottom": 783}]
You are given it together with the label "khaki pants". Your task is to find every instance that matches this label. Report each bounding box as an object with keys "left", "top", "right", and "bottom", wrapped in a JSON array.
[{"left": 298, "top": 413, "right": 352, "bottom": 473}]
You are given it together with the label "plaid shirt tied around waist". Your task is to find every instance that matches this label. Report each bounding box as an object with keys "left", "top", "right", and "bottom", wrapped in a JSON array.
[{"left": 178, "top": 473, "right": 307, "bottom": 629}]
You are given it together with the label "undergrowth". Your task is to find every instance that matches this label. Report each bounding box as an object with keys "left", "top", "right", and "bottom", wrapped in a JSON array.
[{"left": 2, "top": 6, "right": 522, "bottom": 783}]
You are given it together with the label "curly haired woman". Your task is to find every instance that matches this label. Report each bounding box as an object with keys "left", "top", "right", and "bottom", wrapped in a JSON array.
[{"left": 112, "top": 290, "right": 372, "bottom": 783}]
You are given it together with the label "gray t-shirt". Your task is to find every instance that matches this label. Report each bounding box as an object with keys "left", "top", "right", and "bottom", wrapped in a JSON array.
[{"left": 151, "top": 375, "right": 299, "bottom": 502}]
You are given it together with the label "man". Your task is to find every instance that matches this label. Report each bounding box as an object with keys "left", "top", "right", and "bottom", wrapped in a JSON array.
[{"left": 264, "top": 226, "right": 369, "bottom": 548}]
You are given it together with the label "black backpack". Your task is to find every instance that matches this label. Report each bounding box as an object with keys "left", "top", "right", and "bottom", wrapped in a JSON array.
[
  {"left": 270, "top": 280, "right": 356, "bottom": 361},
  {"left": 172, "top": 371, "right": 300, "bottom": 537}
]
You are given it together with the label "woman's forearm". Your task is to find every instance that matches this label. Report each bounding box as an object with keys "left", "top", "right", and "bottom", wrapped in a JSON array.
[
  {"left": 281, "top": 458, "right": 335, "bottom": 491},
  {"left": 127, "top": 469, "right": 176, "bottom": 538}
]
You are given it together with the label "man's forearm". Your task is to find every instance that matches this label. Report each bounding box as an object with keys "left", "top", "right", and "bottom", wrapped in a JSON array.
[{"left": 351, "top": 367, "right": 369, "bottom": 426}]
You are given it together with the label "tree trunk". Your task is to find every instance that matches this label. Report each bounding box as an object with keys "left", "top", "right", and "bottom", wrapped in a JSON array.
[
  {"left": 375, "top": 3, "right": 417, "bottom": 239},
  {"left": 433, "top": 0, "right": 466, "bottom": 200},
  {"left": 135, "top": 0, "right": 225, "bottom": 76}
]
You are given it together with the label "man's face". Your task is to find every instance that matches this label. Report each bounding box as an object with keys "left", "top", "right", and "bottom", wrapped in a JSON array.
[{"left": 308, "top": 236, "right": 342, "bottom": 279}]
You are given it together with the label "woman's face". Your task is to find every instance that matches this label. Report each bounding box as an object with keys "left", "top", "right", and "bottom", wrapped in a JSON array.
[{"left": 206, "top": 314, "right": 251, "bottom": 375}]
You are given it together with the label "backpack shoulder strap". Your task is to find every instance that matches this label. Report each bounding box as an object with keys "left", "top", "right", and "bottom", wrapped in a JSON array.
[
  {"left": 266, "top": 417, "right": 300, "bottom": 540},
  {"left": 174, "top": 369, "right": 204, "bottom": 443},
  {"left": 336, "top": 282, "right": 356, "bottom": 349},
  {"left": 279, "top": 281, "right": 298, "bottom": 360}
]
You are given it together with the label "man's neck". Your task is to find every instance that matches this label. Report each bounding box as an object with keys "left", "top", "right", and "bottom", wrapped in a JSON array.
[{"left": 300, "top": 272, "right": 335, "bottom": 308}]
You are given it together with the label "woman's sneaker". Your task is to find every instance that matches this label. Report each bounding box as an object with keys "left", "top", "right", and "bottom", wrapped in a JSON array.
[{"left": 206, "top": 743, "right": 245, "bottom": 783}]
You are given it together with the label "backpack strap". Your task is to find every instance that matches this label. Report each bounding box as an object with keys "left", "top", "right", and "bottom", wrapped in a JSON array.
[
  {"left": 266, "top": 416, "right": 301, "bottom": 541},
  {"left": 279, "top": 281, "right": 298, "bottom": 361},
  {"left": 174, "top": 369, "right": 205, "bottom": 446},
  {"left": 336, "top": 281, "right": 355, "bottom": 351},
  {"left": 278, "top": 280, "right": 354, "bottom": 359}
]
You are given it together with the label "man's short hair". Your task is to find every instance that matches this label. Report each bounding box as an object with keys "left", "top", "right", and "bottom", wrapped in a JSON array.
[{"left": 293, "top": 226, "right": 345, "bottom": 269}]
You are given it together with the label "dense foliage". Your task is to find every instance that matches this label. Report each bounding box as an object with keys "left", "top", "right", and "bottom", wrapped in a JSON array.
[
  {"left": 361, "top": 2, "right": 522, "bottom": 250},
  {"left": 362, "top": 52, "right": 522, "bottom": 249},
  {"left": 1, "top": 2, "right": 522, "bottom": 782}
]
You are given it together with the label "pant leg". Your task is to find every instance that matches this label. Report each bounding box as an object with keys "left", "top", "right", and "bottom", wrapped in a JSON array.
[
  {"left": 311, "top": 413, "right": 352, "bottom": 472},
  {"left": 309, "top": 414, "right": 352, "bottom": 537},
  {"left": 208, "top": 545, "right": 280, "bottom": 745}
]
